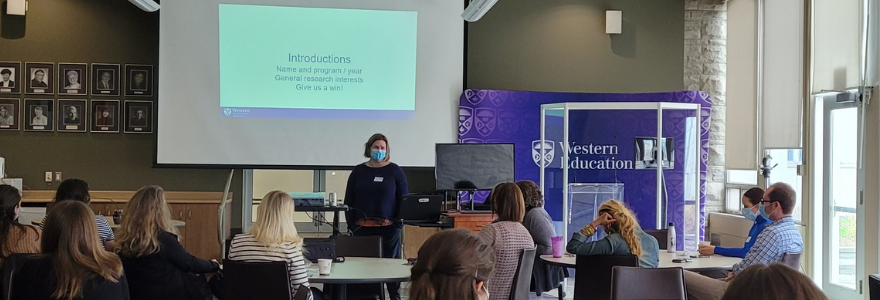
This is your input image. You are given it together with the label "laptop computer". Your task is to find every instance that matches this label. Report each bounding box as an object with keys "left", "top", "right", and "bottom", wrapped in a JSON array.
[{"left": 398, "top": 195, "right": 444, "bottom": 223}]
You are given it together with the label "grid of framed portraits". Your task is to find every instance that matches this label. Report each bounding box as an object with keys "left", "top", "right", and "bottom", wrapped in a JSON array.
[
  {"left": 0, "top": 62, "right": 153, "bottom": 97},
  {"left": 0, "top": 99, "right": 153, "bottom": 133}
]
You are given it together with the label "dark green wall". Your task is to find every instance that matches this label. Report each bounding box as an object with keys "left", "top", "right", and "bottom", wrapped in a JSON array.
[
  {"left": 0, "top": 0, "right": 244, "bottom": 226},
  {"left": 467, "top": 0, "right": 685, "bottom": 92}
]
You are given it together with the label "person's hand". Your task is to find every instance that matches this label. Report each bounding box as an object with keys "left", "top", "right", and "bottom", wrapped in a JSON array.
[
  {"left": 725, "top": 271, "right": 734, "bottom": 281},
  {"left": 211, "top": 259, "right": 223, "bottom": 270},
  {"left": 590, "top": 212, "right": 617, "bottom": 228},
  {"left": 698, "top": 244, "right": 715, "bottom": 256}
]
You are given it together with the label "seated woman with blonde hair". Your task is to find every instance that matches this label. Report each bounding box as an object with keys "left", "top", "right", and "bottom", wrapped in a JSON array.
[
  {"left": 409, "top": 229, "right": 494, "bottom": 300},
  {"left": 228, "top": 191, "right": 317, "bottom": 300},
  {"left": 565, "top": 200, "right": 659, "bottom": 268},
  {"left": 11, "top": 201, "right": 128, "bottom": 300},
  {"left": 115, "top": 186, "right": 220, "bottom": 300}
]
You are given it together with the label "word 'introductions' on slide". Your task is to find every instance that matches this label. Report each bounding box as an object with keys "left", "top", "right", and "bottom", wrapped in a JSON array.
[{"left": 218, "top": 4, "right": 417, "bottom": 120}]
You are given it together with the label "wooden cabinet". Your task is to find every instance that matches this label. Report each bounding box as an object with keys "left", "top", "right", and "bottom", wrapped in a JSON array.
[
  {"left": 24, "top": 191, "right": 231, "bottom": 262},
  {"left": 445, "top": 213, "right": 495, "bottom": 232}
]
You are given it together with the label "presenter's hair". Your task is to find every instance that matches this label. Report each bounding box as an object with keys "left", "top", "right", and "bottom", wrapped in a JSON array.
[
  {"left": 491, "top": 182, "right": 525, "bottom": 222},
  {"left": 743, "top": 187, "right": 764, "bottom": 206},
  {"left": 598, "top": 200, "right": 643, "bottom": 257},
  {"left": 115, "top": 185, "right": 178, "bottom": 258},
  {"left": 53, "top": 178, "right": 91, "bottom": 204},
  {"left": 409, "top": 229, "right": 494, "bottom": 300},
  {"left": 42, "top": 201, "right": 123, "bottom": 299},
  {"left": 250, "top": 191, "right": 303, "bottom": 249},
  {"left": 515, "top": 180, "right": 543, "bottom": 210},
  {"left": 363, "top": 133, "right": 390, "bottom": 161},
  {"left": 721, "top": 263, "right": 828, "bottom": 300}
]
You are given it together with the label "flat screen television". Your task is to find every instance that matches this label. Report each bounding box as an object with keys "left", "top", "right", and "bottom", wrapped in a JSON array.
[{"left": 435, "top": 143, "right": 515, "bottom": 190}]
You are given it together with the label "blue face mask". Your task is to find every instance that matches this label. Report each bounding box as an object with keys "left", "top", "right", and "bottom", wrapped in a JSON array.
[
  {"left": 758, "top": 202, "right": 774, "bottom": 220},
  {"left": 741, "top": 206, "right": 758, "bottom": 221},
  {"left": 370, "top": 149, "right": 386, "bottom": 161}
]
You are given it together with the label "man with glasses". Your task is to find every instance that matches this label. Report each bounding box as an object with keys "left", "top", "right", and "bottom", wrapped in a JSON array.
[{"left": 683, "top": 182, "right": 804, "bottom": 300}]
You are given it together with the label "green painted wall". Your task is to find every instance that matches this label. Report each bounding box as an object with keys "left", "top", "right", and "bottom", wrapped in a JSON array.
[
  {"left": 467, "top": 0, "right": 685, "bottom": 92},
  {"left": 0, "top": 0, "right": 244, "bottom": 226}
]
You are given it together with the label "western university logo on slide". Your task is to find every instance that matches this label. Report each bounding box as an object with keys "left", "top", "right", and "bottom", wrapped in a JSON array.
[
  {"left": 532, "top": 140, "right": 555, "bottom": 167},
  {"left": 223, "top": 108, "right": 232, "bottom": 116},
  {"left": 459, "top": 107, "right": 473, "bottom": 135},
  {"left": 474, "top": 108, "right": 496, "bottom": 136}
]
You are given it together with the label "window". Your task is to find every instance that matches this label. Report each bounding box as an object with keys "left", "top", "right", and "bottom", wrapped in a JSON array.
[
  {"left": 725, "top": 169, "right": 759, "bottom": 214},
  {"left": 765, "top": 149, "right": 803, "bottom": 222}
]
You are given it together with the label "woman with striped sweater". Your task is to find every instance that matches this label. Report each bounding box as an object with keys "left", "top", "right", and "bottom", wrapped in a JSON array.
[{"left": 228, "top": 191, "right": 316, "bottom": 300}]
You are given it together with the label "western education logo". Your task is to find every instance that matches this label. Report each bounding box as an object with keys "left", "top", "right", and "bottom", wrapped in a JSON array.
[
  {"left": 459, "top": 107, "right": 473, "bottom": 135},
  {"left": 223, "top": 108, "right": 232, "bottom": 116},
  {"left": 474, "top": 108, "right": 496, "bottom": 136},
  {"left": 532, "top": 140, "right": 555, "bottom": 168},
  {"left": 531, "top": 139, "right": 635, "bottom": 170}
]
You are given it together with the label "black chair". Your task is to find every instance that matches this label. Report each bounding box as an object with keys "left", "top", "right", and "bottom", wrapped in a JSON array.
[
  {"left": 509, "top": 247, "right": 537, "bottom": 300},
  {"left": 869, "top": 274, "right": 879, "bottom": 300},
  {"left": 1, "top": 254, "right": 31, "bottom": 300},
  {"left": 573, "top": 255, "right": 639, "bottom": 300},
  {"left": 222, "top": 260, "right": 294, "bottom": 300},
  {"left": 780, "top": 252, "right": 802, "bottom": 271},
  {"left": 644, "top": 229, "right": 668, "bottom": 250},
  {"left": 610, "top": 267, "right": 686, "bottom": 300},
  {"left": 330, "top": 235, "right": 384, "bottom": 300}
]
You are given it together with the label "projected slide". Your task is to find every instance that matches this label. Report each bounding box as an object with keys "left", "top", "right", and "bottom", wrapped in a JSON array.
[{"left": 218, "top": 4, "right": 417, "bottom": 120}]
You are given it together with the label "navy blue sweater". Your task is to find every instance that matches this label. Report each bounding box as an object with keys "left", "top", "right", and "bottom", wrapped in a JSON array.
[{"left": 344, "top": 162, "right": 409, "bottom": 225}]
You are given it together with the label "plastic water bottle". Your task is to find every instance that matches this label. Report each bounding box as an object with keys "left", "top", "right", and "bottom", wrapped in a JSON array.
[{"left": 667, "top": 222, "right": 676, "bottom": 253}]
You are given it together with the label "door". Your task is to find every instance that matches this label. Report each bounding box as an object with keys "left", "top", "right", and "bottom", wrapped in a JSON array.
[{"left": 820, "top": 96, "right": 864, "bottom": 299}]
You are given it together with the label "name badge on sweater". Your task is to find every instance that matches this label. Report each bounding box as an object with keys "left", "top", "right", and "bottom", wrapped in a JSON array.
[
  {"left": 745, "top": 236, "right": 751, "bottom": 243},
  {"left": 374, "top": 177, "right": 384, "bottom": 182}
]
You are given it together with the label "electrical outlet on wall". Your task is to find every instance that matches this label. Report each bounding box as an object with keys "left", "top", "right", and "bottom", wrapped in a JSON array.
[
  {"left": 44, "top": 172, "right": 52, "bottom": 183},
  {"left": 54, "top": 172, "right": 62, "bottom": 182}
]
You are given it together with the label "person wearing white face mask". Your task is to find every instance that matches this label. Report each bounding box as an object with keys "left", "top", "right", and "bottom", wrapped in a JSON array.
[
  {"left": 683, "top": 183, "right": 804, "bottom": 300},
  {"left": 344, "top": 133, "right": 409, "bottom": 300},
  {"left": 0, "top": 184, "right": 41, "bottom": 268},
  {"left": 698, "top": 188, "right": 770, "bottom": 259}
]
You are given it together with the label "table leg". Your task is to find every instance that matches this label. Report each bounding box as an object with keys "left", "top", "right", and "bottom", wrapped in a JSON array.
[
  {"left": 332, "top": 211, "right": 341, "bottom": 236},
  {"left": 332, "top": 283, "right": 346, "bottom": 300}
]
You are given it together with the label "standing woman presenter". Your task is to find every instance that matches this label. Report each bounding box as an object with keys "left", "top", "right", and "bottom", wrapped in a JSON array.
[{"left": 344, "top": 133, "right": 409, "bottom": 300}]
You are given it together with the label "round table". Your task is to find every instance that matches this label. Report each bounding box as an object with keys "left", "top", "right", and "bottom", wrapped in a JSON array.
[
  {"left": 540, "top": 251, "right": 742, "bottom": 269},
  {"left": 307, "top": 257, "right": 411, "bottom": 300},
  {"left": 32, "top": 216, "right": 186, "bottom": 229}
]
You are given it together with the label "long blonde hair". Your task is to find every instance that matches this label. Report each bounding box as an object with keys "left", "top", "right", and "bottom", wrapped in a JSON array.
[
  {"left": 250, "top": 191, "right": 302, "bottom": 248},
  {"left": 42, "top": 201, "right": 123, "bottom": 300},
  {"left": 115, "top": 186, "right": 178, "bottom": 257},
  {"left": 599, "top": 200, "right": 643, "bottom": 257}
]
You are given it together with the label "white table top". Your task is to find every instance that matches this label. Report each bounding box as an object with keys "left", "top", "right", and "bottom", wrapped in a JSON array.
[
  {"left": 540, "top": 251, "right": 742, "bottom": 269},
  {"left": 307, "top": 257, "right": 411, "bottom": 284}
]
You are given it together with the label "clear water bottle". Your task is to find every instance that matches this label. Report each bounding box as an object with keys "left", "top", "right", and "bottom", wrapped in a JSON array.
[{"left": 667, "top": 222, "right": 676, "bottom": 253}]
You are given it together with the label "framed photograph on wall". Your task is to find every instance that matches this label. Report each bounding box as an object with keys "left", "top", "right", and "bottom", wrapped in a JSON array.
[
  {"left": 57, "top": 99, "right": 87, "bottom": 132},
  {"left": 91, "top": 99, "right": 119, "bottom": 133},
  {"left": 25, "top": 62, "right": 55, "bottom": 95},
  {"left": 0, "top": 98, "right": 20, "bottom": 130},
  {"left": 23, "top": 99, "right": 54, "bottom": 132},
  {"left": 91, "top": 63, "right": 120, "bottom": 96},
  {"left": 125, "top": 64, "right": 153, "bottom": 97},
  {"left": 124, "top": 100, "right": 153, "bottom": 133},
  {"left": 57, "top": 63, "right": 88, "bottom": 96},
  {"left": 0, "top": 62, "right": 21, "bottom": 94}
]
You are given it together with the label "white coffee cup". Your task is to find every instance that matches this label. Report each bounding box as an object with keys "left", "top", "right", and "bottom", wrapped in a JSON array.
[
  {"left": 318, "top": 259, "right": 333, "bottom": 275},
  {"left": 699, "top": 241, "right": 711, "bottom": 246}
]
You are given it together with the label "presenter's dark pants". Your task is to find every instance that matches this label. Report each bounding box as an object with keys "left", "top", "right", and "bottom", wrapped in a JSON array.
[{"left": 351, "top": 225, "right": 402, "bottom": 299}]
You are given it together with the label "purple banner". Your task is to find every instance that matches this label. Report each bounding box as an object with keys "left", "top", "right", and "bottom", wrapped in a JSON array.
[{"left": 459, "top": 89, "right": 712, "bottom": 248}]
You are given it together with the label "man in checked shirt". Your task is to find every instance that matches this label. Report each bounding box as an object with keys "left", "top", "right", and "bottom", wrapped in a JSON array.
[{"left": 684, "top": 182, "right": 804, "bottom": 300}]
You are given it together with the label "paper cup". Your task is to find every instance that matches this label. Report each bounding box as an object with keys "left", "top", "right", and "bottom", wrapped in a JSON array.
[
  {"left": 699, "top": 241, "right": 711, "bottom": 246},
  {"left": 318, "top": 259, "right": 333, "bottom": 275}
]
